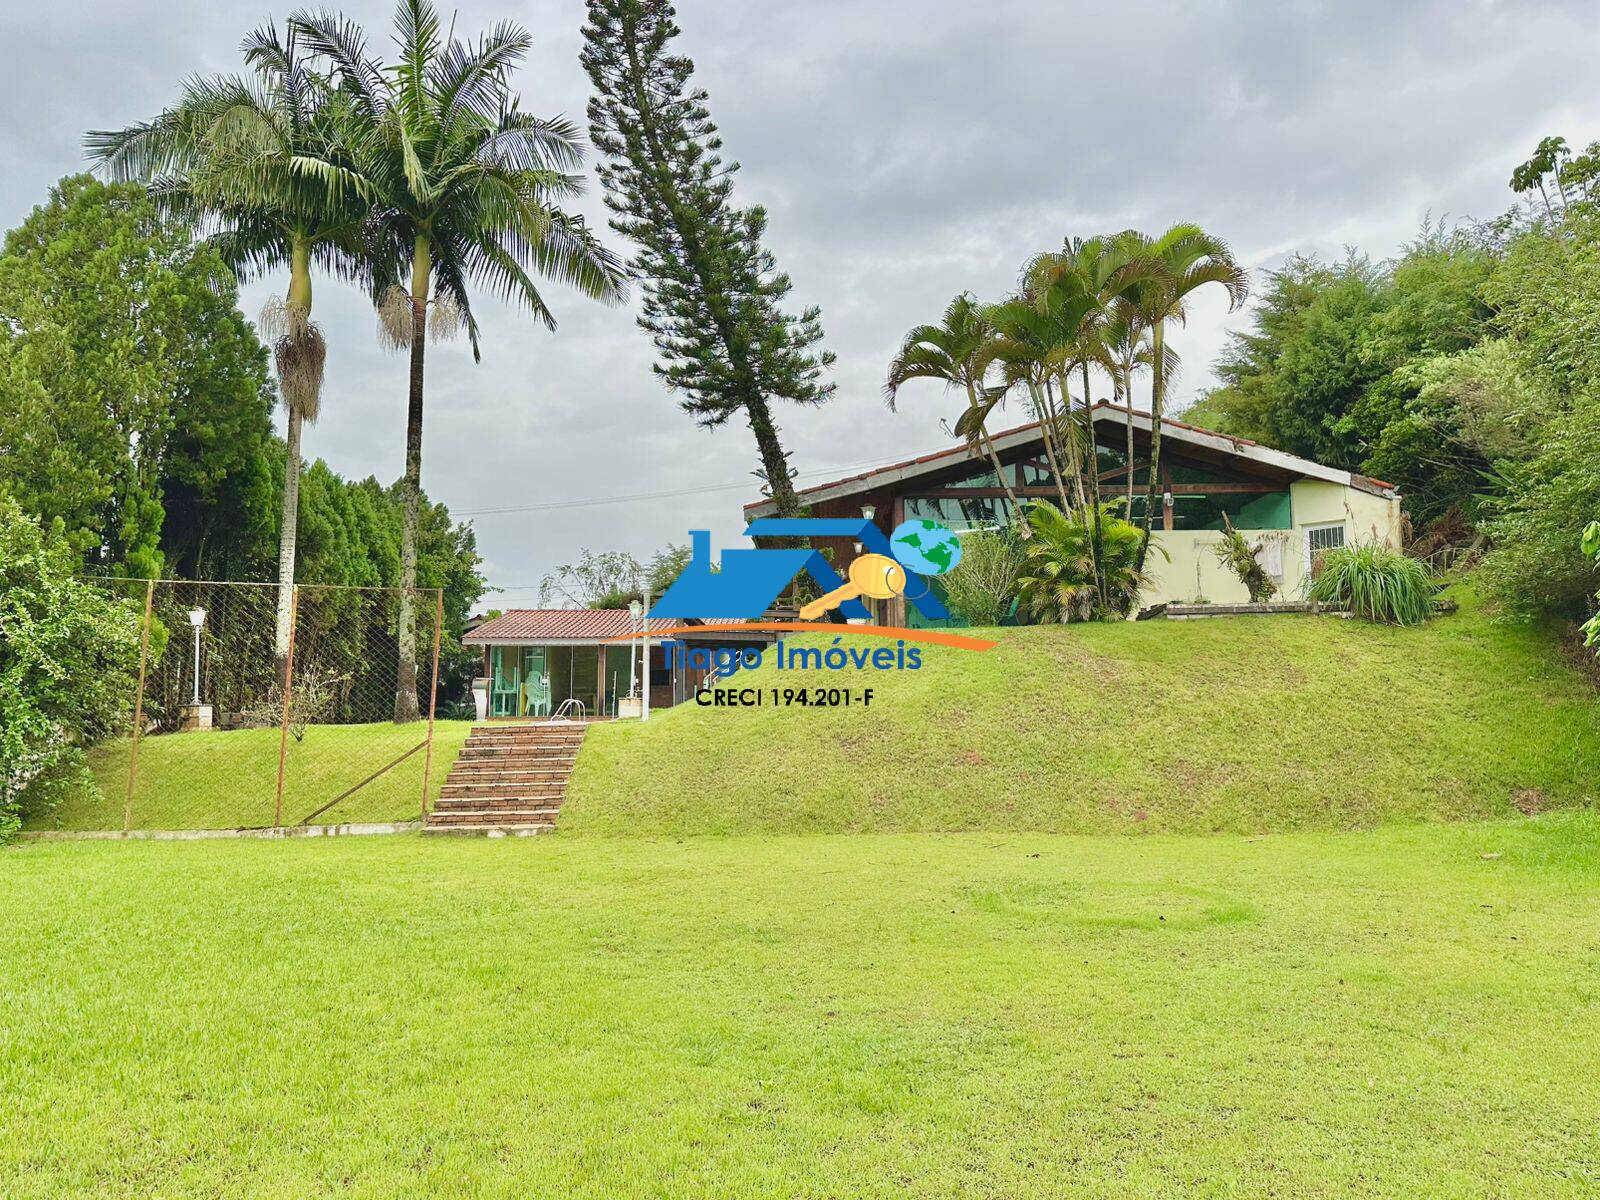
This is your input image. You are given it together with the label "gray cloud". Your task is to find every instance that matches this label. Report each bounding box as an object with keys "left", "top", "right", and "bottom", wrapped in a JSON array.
[{"left": 6, "top": 0, "right": 1599, "bottom": 595}]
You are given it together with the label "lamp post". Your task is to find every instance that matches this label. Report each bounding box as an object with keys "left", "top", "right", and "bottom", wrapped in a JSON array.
[
  {"left": 627, "top": 599, "right": 641, "bottom": 699},
  {"left": 182, "top": 606, "right": 213, "bottom": 731},
  {"left": 640, "top": 591, "right": 651, "bottom": 723},
  {"left": 187, "top": 607, "right": 206, "bottom": 706}
]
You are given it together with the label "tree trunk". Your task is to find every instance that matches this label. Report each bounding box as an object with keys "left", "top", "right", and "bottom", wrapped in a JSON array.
[
  {"left": 1030, "top": 379, "right": 1074, "bottom": 514},
  {"left": 393, "top": 236, "right": 431, "bottom": 724},
  {"left": 1135, "top": 321, "right": 1166, "bottom": 575},
  {"left": 967, "top": 381, "right": 1029, "bottom": 537},
  {"left": 746, "top": 395, "right": 799, "bottom": 516},
  {"left": 1123, "top": 371, "right": 1136, "bottom": 511},
  {"left": 273, "top": 239, "right": 314, "bottom": 689},
  {"left": 1083, "top": 359, "right": 1107, "bottom": 611},
  {"left": 274, "top": 407, "right": 303, "bottom": 686}
]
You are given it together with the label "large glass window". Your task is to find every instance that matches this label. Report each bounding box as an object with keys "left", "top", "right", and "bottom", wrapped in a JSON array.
[
  {"left": 904, "top": 495, "right": 1012, "bottom": 530},
  {"left": 1129, "top": 491, "right": 1292, "bottom": 531}
]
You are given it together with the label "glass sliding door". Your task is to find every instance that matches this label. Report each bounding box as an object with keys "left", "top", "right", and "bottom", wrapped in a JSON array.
[{"left": 489, "top": 646, "right": 520, "bottom": 717}]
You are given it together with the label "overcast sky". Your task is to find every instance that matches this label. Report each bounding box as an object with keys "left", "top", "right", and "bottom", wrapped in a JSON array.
[{"left": 6, "top": 0, "right": 1598, "bottom": 599}]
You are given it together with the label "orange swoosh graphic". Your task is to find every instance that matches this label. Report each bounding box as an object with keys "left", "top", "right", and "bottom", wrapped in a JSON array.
[{"left": 604, "top": 622, "right": 997, "bottom": 651}]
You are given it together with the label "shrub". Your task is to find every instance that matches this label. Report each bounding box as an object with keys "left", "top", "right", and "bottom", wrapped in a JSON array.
[
  {"left": 1016, "top": 502, "right": 1155, "bottom": 623},
  {"left": 0, "top": 496, "right": 143, "bottom": 837},
  {"left": 940, "top": 529, "right": 1024, "bottom": 627},
  {"left": 1308, "top": 542, "right": 1434, "bottom": 625},
  {"left": 1211, "top": 516, "right": 1277, "bottom": 602}
]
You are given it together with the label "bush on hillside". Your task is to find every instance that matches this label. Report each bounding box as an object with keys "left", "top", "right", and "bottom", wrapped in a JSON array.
[
  {"left": 0, "top": 496, "right": 143, "bottom": 837},
  {"left": 941, "top": 529, "right": 1024, "bottom": 626},
  {"left": 1016, "top": 502, "right": 1154, "bottom": 623},
  {"left": 1309, "top": 542, "right": 1435, "bottom": 626}
]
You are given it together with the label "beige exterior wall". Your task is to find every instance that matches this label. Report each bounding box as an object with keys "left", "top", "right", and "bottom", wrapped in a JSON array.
[{"left": 1140, "top": 481, "right": 1403, "bottom": 607}]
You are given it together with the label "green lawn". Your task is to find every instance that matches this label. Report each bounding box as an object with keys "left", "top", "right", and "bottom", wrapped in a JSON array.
[
  {"left": 3, "top": 818, "right": 1598, "bottom": 1197},
  {"left": 567, "top": 594, "right": 1600, "bottom": 835},
  {"left": 22, "top": 720, "right": 475, "bottom": 831}
]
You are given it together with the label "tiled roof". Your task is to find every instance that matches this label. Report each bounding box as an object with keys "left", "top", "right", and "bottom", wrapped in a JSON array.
[
  {"left": 463, "top": 609, "right": 749, "bottom": 644},
  {"left": 743, "top": 400, "right": 1395, "bottom": 514}
]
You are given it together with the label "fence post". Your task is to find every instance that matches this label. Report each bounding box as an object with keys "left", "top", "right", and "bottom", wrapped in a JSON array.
[
  {"left": 273, "top": 585, "right": 300, "bottom": 828},
  {"left": 123, "top": 580, "right": 156, "bottom": 836},
  {"left": 419, "top": 588, "right": 445, "bottom": 819}
]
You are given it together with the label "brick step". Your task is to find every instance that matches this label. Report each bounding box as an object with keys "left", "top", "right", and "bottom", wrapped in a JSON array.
[
  {"left": 448, "top": 764, "right": 572, "bottom": 774},
  {"left": 438, "top": 787, "right": 566, "bottom": 805},
  {"left": 467, "top": 729, "right": 586, "bottom": 740},
  {"left": 456, "top": 747, "right": 578, "bottom": 760},
  {"left": 447, "top": 766, "right": 573, "bottom": 781},
  {"left": 461, "top": 755, "right": 575, "bottom": 765},
  {"left": 427, "top": 809, "right": 560, "bottom": 826},
  {"left": 429, "top": 799, "right": 562, "bottom": 815}
]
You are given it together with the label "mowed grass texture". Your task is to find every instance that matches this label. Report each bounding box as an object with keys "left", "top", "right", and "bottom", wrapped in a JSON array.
[
  {"left": 2, "top": 819, "right": 1598, "bottom": 1197},
  {"left": 22, "top": 720, "right": 474, "bottom": 831},
  {"left": 565, "top": 595, "right": 1600, "bottom": 835}
]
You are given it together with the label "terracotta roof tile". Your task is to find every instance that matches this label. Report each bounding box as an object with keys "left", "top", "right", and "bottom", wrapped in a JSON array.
[{"left": 463, "top": 609, "right": 749, "bottom": 643}]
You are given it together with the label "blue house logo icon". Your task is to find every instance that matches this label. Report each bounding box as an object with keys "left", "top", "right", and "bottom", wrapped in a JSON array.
[{"left": 651, "top": 518, "right": 953, "bottom": 622}]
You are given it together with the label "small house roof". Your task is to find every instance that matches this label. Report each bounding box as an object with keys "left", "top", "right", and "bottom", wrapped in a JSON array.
[{"left": 462, "top": 609, "right": 755, "bottom": 646}]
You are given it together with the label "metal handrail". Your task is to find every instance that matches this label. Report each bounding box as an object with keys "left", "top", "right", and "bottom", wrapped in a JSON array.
[{"left": 550, "top": 698, "right": 587, "bottom": 723}]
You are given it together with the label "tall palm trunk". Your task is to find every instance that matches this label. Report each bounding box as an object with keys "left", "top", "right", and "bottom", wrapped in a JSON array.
[
  {"left": 1121, "top": 369, "right": 1136, "bottom": 510},
  {"left": 1029, "top": 378, "right": 1074, "bottom": 513},
  {"left": 394, "top": 234, "right": 431, "bottom": 724},
  {"left": 1135, "top": 321, "right": 1166, "bottom": 574},
  {"left": 1082, "top": 358, "right": 1107, "bottom": 610},
  {"left": 966, "top": 381, "right": 1028, "bottom": 535},
  {"left": 274, "top": 237, "right": 315, "bottom": 688}
]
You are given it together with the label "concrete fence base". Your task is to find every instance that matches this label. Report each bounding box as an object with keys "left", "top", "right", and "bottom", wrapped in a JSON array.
[{"left": 16, "top": 820, "right": 423, "bottom": 843}]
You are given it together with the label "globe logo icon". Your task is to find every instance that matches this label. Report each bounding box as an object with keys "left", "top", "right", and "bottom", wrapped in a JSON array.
[{"left": 889, "top": 518, "right": 962, "bottom": 576}]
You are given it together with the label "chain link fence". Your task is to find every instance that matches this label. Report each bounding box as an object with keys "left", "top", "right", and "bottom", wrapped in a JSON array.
[{"left": 50, "top": 580, "right": 463, "bottom": 833}]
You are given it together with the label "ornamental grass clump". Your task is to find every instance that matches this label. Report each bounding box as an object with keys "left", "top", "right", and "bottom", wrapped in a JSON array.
[{"left": 1308, "top": 542, "right": 1435, "bottom": 625}]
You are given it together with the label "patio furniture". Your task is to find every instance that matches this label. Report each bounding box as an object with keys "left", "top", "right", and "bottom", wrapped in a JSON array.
[{"left": 523, "top": 673, "right": 552, "bottom": 718}]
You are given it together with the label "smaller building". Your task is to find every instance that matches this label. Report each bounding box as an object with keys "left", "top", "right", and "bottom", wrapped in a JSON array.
[
  {"left": 462, "top": 609, "right": 773, "bottom": 717},
  {"left": 744, "top": 402, "right": 1403, "bottom": 615}
]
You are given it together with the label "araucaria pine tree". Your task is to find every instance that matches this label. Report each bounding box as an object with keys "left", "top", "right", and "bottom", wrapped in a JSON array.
[{"left": 581, "top": 0, "right": 834, "bottom": 516}]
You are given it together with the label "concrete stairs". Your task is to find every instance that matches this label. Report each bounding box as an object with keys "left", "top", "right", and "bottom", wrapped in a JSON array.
[{"left": 425, "top": 723, "right": 589, "bottom": 836}]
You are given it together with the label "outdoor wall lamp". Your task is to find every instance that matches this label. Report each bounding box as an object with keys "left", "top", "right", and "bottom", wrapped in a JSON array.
[
  {"left": 861, "top": 504, "right": 876, "bottom": 521},
  {"left": 187, "top": 607, "right": 206, "bottom": 706}
]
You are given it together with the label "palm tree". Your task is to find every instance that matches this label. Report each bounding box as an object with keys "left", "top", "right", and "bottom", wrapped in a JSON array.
[
  {"left": 1114, "top": 226, "right": 1249, "bottom": 573},
  {"left": 1015, "top": 500, "right": 1152, "bottom": 623},
  {"left": 87, "top": 23, "right": 372, "bottom": 684},
  {"left": 1102, "top": 307, "right": 1181, "bottom": 511},
  {"left": 291, "top": 0, "right": 627, "bottom": 721},
  {"left": 885, "top": 294, "right": 1028, "bottom": 534},
  {"left": 1015, "top": 237, "right": 1153, "bottom": 607}
]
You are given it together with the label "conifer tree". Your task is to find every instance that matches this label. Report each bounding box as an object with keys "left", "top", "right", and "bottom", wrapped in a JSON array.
[{"left": 581, "top": 0, "right": 834, "bottom": 516}]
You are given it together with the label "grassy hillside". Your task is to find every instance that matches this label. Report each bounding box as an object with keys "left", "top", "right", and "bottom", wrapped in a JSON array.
[
  {"left": 4, "top": 817, "right": 1599, "bottom": 1196},
  {"left": 23, "top": 721, "right": 474, "bottom": 832},
  {"left": 564, "top": 594, "right": 1600, "bottom": 836}
]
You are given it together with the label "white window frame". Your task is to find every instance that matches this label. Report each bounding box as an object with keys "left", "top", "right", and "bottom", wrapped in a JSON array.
[{"left": 1303, "top": 522, "right": 1346, "bottom": 574}]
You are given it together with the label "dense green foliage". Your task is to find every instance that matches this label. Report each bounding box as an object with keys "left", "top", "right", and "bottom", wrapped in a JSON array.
[
  {"left": 1308, "top": 543, "right": 1436, "bottom": 625},
  {"left": 1187, "top": 156, "right": 1600, "bottom": 626},
  {"left": 5, "top": 818, "right": 1600, "bottom": 1195},
  {"left": 1187, "top": 229, "right": 1499, "bottom": 525},
  {"left": 1016, "top": 502, "right": 1149, "bottom": 622},
  {"left": 581, "top": 0, "right": 834, "bottom": 515},
  {"left": 939, "top": 528, "right": 1024, "bottom": 626},
  {"left": 0, "top": 176, "right": 279, "bottom": 580},
  {"left": 567, "top": 588, "right": 1596, "bottom": 836},
  {"left": 0, "top": 499, "right": 143, "bottom": 838}
]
